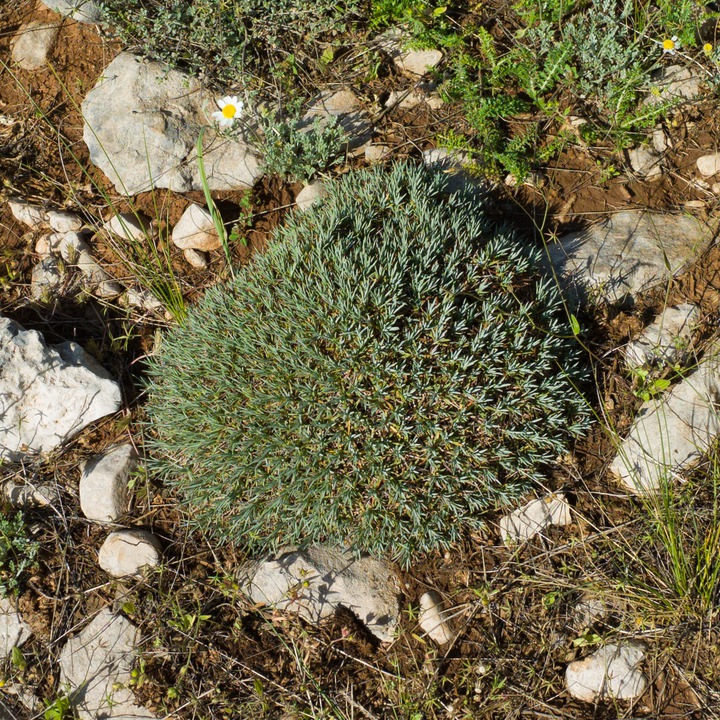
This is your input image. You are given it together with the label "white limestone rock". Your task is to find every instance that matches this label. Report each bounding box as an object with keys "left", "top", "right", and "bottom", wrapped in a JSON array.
[
  {"left": 120, "top": 288, "right": 164, "bottom": 312},
  {"left": 80, "top": 444, "right": 137, "bottom": 522},
  {"left": 41, "top": 0, "right": 104, "bottom": 23},
  {"left": 652, "top": 127, "right": 669, "bottom": 153},
  {"left": 499, "top": 493, "right": 571, "bottom": 544},
  {"left": 98, "top": 529, "right": 162, "bottom": 577},
  {"left": 566, "top": 641, "right": 647, "bottom": 702},
  {"left": 422, "top": 148, "right": 490, "bottom": 194},
  {"left": 172, "top": 204, "right": 220, "bottom": 251},
  {"left": 301, "top": 90, "right": 373, "bottom": 150},
  {"left": 295, "top": 181, "right": 328, "bottom": 212},
  {"left": 0, "top": 316, "right": 122, "bottom": 461},
  {"left": 3, "top": 479, "right": 59, "bottom": 509},
  {"left": 628, "top": 146, "right": 662, "bottom": 180},
  {"left": 55, "top": 233, "right": 123, "bottom": 297},
  {"left": 0, "top": 598, "right": 32, "bottom": 661},
  {"left": 365, "top": 144, "right": 391, "bottom": 163},
  {"left": 183, "top": 248, "right": 209, "bottom": 269},
  {"left": 104, "top": 212, "right": 151, "bottom": 243},
  {"left": 82, "top": 52, "right": 262, "bottom": 195},
  {"left": 418, "top": 591, "right": 453, "bottom": 645},
  {"left": 624, "top": 303, "right": 699, "bottom": 368},
  {"left": 11, "top": 22, "right": 59, "bottom": 70},
  {"left": 8, "top": 198, "right": 46, "bottom": 229},
  {"left": 30, "top": 256, "right": 65, "bottom": 301},
  {"left": 58, "top": 231, "right": 91, "bottom": 261},
  {"left": 58, "top": 608, "right": 155, "bottom": 720},
  {"left": 243, "top": 546, "right": 400, "bottom": 642},
  {"left": 46, "top": 210, "right": 83, "bottom": 233},
  {"left": 375, "top": 28, "right": 443, "bottom": 76},
  {"left": 610, "top": 345, "right": 720, "bottom": 494},
  {"left": 644, "top": 64, "right": 704, "bottom": 106},
  {"left": 546, "top": 211, "right": 715, "bottom": 307},
  {"left": 697, "top": 153, "right": 720, "bottom": 178},
  {"left": 573, "top": 595, "right": 610, "bottom": 630},
  {"left": 385, "top": 82, "right": 443, "bottom": 111}
]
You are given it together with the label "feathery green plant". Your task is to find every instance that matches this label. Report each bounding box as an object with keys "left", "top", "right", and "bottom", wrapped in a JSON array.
[{"left": 143, "top": 163, "right": 589, "bottom": 566}]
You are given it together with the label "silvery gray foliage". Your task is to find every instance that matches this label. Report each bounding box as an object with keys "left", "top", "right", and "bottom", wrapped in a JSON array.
[{"left": 144, "top": 163, "right": 589, "bottom": 566}]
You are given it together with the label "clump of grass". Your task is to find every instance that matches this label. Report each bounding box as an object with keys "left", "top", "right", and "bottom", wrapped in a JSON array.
[{"left": 143, "top": 163, "right": 589, "bottom": 566}]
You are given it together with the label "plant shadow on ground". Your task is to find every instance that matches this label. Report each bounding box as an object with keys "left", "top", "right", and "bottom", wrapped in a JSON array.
[{"left": 3, "top": 0, "right": 720, "bottom": 718}]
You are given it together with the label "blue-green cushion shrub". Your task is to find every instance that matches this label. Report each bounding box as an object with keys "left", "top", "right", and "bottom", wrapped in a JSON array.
[{"left": 144, "top": 163, "right": 589, "bottom": 566}]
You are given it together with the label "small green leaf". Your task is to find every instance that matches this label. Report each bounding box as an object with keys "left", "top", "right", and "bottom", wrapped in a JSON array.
[
  {"left": 254, "top": 678, "right": 264, "bottom": 698},
  {"left": 570, "top": 314, "right": 580, "bottom": 336},
  {"left": 10, "top": 646, "right": 25, "bottom": 670},
  {"left": 122, "top": 601, "right": 136, "bottom": 615},
  {"left": 320, "top": 47, "right": 334, "bottom": 65},
  {"left": 433, "top": 5, "right": 447, "bottom": 16},
  {"left": 653, "top": 378, "right": 671, "bottom": 393}
]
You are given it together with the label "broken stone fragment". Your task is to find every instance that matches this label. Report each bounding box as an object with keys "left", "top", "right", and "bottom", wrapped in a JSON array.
[
  {"left": 11, "top": 21, "right": 60, "bottom": 70},
  {"left": 624, "top": 303, "right": 699, "bottom": 369},
  {"left": 610, "top": 345, "right": 720, "bottom": 494},
  {"left": 422, "top": 148, "right": 491, "bottom": 194},
  {"left": 30, "top": 256, "right": 65, "bottom": 301},
  {"left": 80, "top": 444, "right": 137, "bottom": 522},
  {"left": 565, "top": 641, "right": 647, "bottom": 702},
  {"left": 104, "top": 212, "right": 151, "bottom": 242},
  {"left": 365, "top": 144, "right": 392, "bottom": 163},
  {"left": 375, "top": 27, "right": 443, "bottom": 77},
  {"left": 0, "top": 598, "right": 32, "bottom": 661},
  {"left": 120, "top": 287, "right": 164, "bottom": 312},
  {"left": 418, "top": 591, "right": 454, "bottom": 644},
  {"left": 0, "top": 316, "right": 122, "bottom": 461},
  {"left": 301, "top": 89, "right": 373, "bottom": 150},
  {"left": 172, "top": 204, "right": 221, "bottom": 251},
  {"left": 58, "top": 607, "right": 156, "bottom": 720},
  {"left": 3, "top": 479, "right": 59, "bottom": 509},
  {"left": 8, "top": 198, "right": 47, "bottom": 229},
  {"left": 82, "top": 52, "right": 262, "bottom": 194},
  {"left": 546, "top": 211, "right": 716, "bottom": 307},
  {"left": 644, "top": 64, "right": 704, "bottom": 106},
  {"left": 242, "top": 546, "right": 401, "bottom": 642},
  {"left": 46, "top": 209, "right": 83, "bottom": 233},
  {"left": 295, "top": 181, "right": 328, "bottom": 212},
  {"left": 499, "top": 492, "right": 571, "bottom": 544},
  {"left": 41, "top": 0, "right": 105, "bottom": 24},
  {"left": 697, "top": 152, "right": 720, "bottom": 178},
  {"left": 627, "top": 145, "right": 662, "bottom": 180},
  {"left": 183, "top": 248, "right": 209, "bottom": 268}
]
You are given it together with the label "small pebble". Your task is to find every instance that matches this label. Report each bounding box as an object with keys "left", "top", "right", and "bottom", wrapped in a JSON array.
[
  {"left": 183, "top": 248, "right": 209, "bottom": 268},
  {"left": 418, "top": 591, "right": 453, "bottom": 645},
  {"left": 104, "top": 212, "right": 151, "bottom": 243},
  {"left": 98, "top": 529, "right": 162, "bottom": 577}
]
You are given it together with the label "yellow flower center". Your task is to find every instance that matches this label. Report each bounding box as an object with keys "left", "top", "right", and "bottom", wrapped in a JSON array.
[
  {"left": 222, "top": 104, "right": 237, "bottom": 119},
  {"left": 704, "top": 42, "right": 713, "bottom": 55},
  {"left": 662, "top": 38, "right": 675, "bottom": 51}
]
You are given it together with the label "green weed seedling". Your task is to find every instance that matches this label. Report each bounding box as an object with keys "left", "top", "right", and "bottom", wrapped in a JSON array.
[{"left": 0, "top": 512, "right": 40, "bottom": 597}]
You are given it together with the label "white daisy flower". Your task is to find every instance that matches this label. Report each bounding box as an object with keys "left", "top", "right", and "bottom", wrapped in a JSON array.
[
  {"left": 661, "top": 36, "right": 679, "bottom": 55},
  {"left": 211, "top": 95, "right": 243, "bottom": 128}
]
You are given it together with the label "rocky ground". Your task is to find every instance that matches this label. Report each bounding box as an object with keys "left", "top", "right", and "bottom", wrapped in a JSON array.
[{"left": 4, "top": 1, "right": 720, "bottom": 719}]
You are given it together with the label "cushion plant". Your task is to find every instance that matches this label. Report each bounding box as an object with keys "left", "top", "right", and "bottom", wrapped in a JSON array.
[{"left": 144, "top": 162, "right": 589, "bottom": 566}]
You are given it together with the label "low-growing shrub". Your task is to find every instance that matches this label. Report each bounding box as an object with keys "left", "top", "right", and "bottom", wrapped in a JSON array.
[
  {"left": 97, "top": 0, "right": 361, "bottom": 84},
  {"left": 254, "top": 114, "right": 346, "bottom": 182},
  {"left": 144, "top": 163, "right": 589, "bottom": 565}
]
